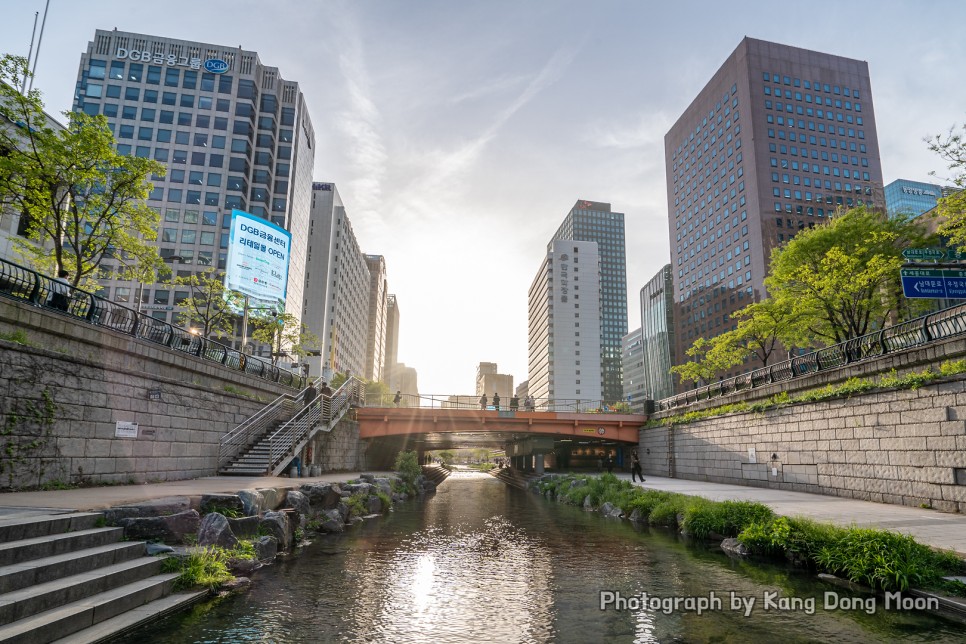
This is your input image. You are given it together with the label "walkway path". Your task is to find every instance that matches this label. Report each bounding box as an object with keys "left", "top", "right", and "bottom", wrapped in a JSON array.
[
  {"left": 613, "top": 473, "right": 966, "bottom": 555},
  {"left": 0, "top": 472, "right": 391, "bottom": 517}
]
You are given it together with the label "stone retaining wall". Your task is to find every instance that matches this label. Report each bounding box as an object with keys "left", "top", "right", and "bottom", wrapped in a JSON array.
[
  {"left": 641, "top": 376, "right": 966, "bottom": 513},
  {"left": 0, "top": 298, "right": 294, "bottom": 488},
  {"left": 307, "top": 419, "right": 363, "bottom": 472}
]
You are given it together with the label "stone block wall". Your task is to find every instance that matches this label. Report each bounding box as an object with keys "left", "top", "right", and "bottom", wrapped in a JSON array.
[
  {"left": 0, "top": 299, "right": 295, "bottom": 489},
  {"left": 307, "top": 418, "right": 362, "bottom": 472},
  {"left": 640, "top": 376, "right": 966, "bottom": 512}
]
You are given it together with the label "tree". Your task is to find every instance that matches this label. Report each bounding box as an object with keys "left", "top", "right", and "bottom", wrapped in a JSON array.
[
  {"left": 251, "top": 308, "right": 320, "bottom": 367},
  {"left": 926, "top": 123, "right": 966, "bottom": 248},
  {"left": 171, "top": 267, "right": 240, "bottom": 339},
  {"left": 0, "top": 55, "right": 166, "bottom": 286},
  {"left": 764, "top": 206, "right": 930, "bottom": 345},
  {"left": 671, "top": 298, "right": 802, "bottom": 387}
]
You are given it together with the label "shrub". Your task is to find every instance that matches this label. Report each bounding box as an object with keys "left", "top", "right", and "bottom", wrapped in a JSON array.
[
  {"left": 345, "top": 492, "right": 368, "bottom": 518},
  {"left": 161, "top": 547, "right": 233, "bottom": 591},
  {"left": 376, "top": 490, "right": 392, "bottom": 511},
  {"left": 394, "top": 450, "right": 422, "bottom": 494},
  {"left": 648, "top": 494, "right": 689, "bottom": 527}
]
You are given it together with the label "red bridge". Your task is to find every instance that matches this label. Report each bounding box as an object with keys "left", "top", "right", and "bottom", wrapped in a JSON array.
[{"left": 355, "top": 405, "right": 647, "bottom": 472}]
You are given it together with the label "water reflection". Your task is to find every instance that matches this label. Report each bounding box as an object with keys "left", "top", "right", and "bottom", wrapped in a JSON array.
[{"left": 123, "top": 472, "right": 963, "bottom": 643}]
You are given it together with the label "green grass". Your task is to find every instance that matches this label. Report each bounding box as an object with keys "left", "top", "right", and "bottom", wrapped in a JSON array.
[
  {"left": 536, "top": 473, "right": 966, "bottom": 596},
  {"left": 161, "top": 546, "right": 234, "bottom": 591}
]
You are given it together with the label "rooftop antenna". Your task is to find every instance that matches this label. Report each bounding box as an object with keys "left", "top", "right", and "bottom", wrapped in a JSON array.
[
  {"left": 21, "top": 10, "right": 39, "bottom": 93},
  {"left": 27, "top": 0, "right": 51, "bottom": 93}
]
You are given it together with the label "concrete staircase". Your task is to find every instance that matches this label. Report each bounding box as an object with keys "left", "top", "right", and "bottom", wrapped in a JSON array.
[
  {"left": 0, "top": 511, "right": 205, "bottom": 643},
  {"left": 489, "top": 467, "right": 540, "bottom": 490},
  {"left": 421, "top": 464, "right": 451, "bottom": 487}
]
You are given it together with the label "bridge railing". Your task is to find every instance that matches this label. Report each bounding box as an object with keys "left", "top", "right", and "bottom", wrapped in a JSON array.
[
  {"left": 656, "top": 300, "right": 966, "bottom": 412},
  {"left": 0, "top": 256, "right": 303, "bottom": 389},
  {"left": 366, "top": 392, "right": 633, "bottom": 413}
]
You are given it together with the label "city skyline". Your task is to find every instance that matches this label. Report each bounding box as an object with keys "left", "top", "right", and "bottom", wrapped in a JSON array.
[{"left": 3, "top": 0, "right": 965, "bottom": 395}]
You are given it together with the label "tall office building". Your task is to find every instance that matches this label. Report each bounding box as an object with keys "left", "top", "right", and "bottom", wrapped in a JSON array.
[
  {"left": 528, "top": 240, "right": 602, "bottom": 409},
  {"left": 884, "top": 179, "right": 944, "bottom": 219},
  {"left": 383, "top": 294, "right": 400, "bottom": 388},
  {"left": 665, "top": 37, "right": 883, "bottom": 382},
  {"left": 549, "top": 200, "right": 627, "bottom": 403},
  {"left": 73, "top": 30, "right": 315, "bottom": 345},
  {"left": 303, "top": 183, "right": 370, "bottom": 378},
  {"left": 640, "top": 265, "right": 676, "bottom": 401},
  {"left": 364, "top": 254, "right": 389, "bottom": 382},
  {"left": 621, "top": 328, "right": 646, "bottom": 413}
]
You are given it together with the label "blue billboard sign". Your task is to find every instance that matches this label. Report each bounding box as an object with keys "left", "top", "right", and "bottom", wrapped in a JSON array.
[{"left": 224, "top": 210, "right": 291, "bottom": 307}]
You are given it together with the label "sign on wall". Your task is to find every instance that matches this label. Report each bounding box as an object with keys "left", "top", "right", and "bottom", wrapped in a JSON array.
[{"left": 224, "top": 209, "right": 291, "bottom": 308}]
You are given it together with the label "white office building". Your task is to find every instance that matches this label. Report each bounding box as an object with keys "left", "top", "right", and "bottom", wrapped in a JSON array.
[
  {"left": 303, "top": 183, "right": 370, "bottom": 379},
  {"left": 528, "top": 240, "right": 602, "bottom": 410}
]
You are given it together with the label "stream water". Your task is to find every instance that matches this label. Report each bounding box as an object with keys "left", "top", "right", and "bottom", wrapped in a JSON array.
[{"left": 121, "top": 472, "right": 962, "bottom": 643}]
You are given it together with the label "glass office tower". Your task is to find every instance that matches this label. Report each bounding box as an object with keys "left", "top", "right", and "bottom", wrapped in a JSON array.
[
  {"left": 73, "top": 30, "right": 315, "bottom": 350},
  {"left": 549, "top": 200, "right": 627, "bottom": 403}
]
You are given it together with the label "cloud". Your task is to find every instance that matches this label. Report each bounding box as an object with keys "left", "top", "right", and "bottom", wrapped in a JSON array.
[
  {"left": 584, "top": 111, "right": 675, "bottom": 150},
  {"left": 332, "top": 14, "right": 388, "bottom": 225}
]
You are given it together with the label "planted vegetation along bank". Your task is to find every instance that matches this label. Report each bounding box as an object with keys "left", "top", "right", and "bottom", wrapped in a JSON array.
[
  {"left": 652, "top": 359, "right": 966, "bottom": 427},
  {"left": 534, "top": 474, "right": 966, "bottom": 596}
]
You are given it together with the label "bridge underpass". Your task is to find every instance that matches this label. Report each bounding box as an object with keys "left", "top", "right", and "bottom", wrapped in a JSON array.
[{"left": 355, "top": 407, "right": 646, "bottom": 473}]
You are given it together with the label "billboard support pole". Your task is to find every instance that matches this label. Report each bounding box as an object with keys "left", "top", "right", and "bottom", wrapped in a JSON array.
[{"left": 240, "top": 295, "right": 250, "bottom": 353}]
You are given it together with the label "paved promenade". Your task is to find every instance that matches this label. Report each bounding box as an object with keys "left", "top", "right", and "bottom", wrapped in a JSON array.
[
  {"left": 2, "top": 472, "right": 965, "bottom": 555},
  {"left": 0, "top": 472, "right": 391, "bottom": 518},
  {"left": 614, "top": 473, "right": 966, "bottom": 555}
]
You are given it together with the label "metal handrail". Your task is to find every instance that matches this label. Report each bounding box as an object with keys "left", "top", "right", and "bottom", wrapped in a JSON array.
[
  {"left": 217, "top": 375, "right": 333, "bottom": 467},
  {"left": 0, "top": 256, "right": 303, "bottom": 389},
  {"left": 657, "top": 300, "right": 966, "bottom": 411},
  {"left": 364, "top": 392, "right": 636, "bottom": 413},
  {"left": 265, "top": 376, "right": 366, "bottom": 475}
]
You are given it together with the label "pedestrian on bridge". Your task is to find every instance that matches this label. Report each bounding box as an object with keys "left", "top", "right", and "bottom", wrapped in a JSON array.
[
  {"left": 479, "top": 394, "right": 487, "bottom": 410},
  {"left": 393, "top": 390, "right": 402, "bottom": 407},
  {"left": 525, "top": 395, "right": 535, "bottom": 411},
  {"left": 509, "top": 395, "right": 519, "bottom": 411},
  {"left": 492, "top": 392, "right": 500, "bottom": 410}
]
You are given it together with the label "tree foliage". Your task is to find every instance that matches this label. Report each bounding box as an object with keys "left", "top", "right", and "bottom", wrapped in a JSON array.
[
  {"left": 926, "top": 123, "right": 966, "bottom": 248},
  {"left": 764, "top": 206, "right": 929, "bottom": 346},
  {"left": 171, "top": 267, "right": 240, "bottom": 339},
  {"left": 0, "top": 55, "right": 165, "bottom": 286},
  {"left": 251, "top": 308, "right": 320, "bottom": 366}
]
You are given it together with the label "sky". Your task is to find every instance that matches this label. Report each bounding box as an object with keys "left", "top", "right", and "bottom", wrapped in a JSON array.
[{"left": 3, "top": 0, "right": 966, "bottom": 395}]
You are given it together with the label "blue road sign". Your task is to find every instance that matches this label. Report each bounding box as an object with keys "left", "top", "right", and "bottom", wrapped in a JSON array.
[
  {"left": 901, "top": 268, "right": 946, "bottom": 298},
  {"left": 944, "top": 269, "right": 966, "bottom": 298}
]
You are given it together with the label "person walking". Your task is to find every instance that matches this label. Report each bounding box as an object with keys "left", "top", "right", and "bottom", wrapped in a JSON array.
[
  {"left": 525, "top": 394, "right": 535, "bottom": 411},
  {"left": 303, "top": 382, "right": 318, "bottom": 407},
  {"left": 320, "top": 381, "right": 333, "bottom": 422},
  {"left": 492, "top": 392, "right": 500, "bottom": 411},
  {"left": 606, "top": 454, "right": 614, "bottom": 474},
  {"left": 631, "top": 450, "right": 645, "bottom": 483},
  {"left": 479, "top": 394, "right": 487, "bottom": 410},
  {"left": 509, "top": 395, "right": 519, "bottom": 411},
  {"left": 393, "top": 390, "right": 402, "bottom": 407},
  {"left": 49, "top": 269, "right": 72, "bottom": 311}
]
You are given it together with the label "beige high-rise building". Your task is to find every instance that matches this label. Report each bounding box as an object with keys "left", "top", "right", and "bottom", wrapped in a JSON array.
[
  {"left": 364, "top": 254, "right": 388, "bottom": 382},
  {"left": 475, "top": 362, "right": 513, "bottom": 400}
]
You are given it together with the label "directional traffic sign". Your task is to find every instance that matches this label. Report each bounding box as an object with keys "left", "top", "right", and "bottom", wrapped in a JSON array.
[
  {"left": 902, "top": 248, "right": 945, "bottom": 261},
  {"left": 901, "top": 268, "right": 946, "bottom": 298},
  {"left": 944, "top": 269, "right": 966, "bottom": 298}
]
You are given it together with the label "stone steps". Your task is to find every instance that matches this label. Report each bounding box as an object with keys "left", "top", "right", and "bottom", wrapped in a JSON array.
[{"left": 0, "top": 511, "right": 206, "bottom": 643}]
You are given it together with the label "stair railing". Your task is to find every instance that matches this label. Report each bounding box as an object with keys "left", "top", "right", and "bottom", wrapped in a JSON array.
[
  {"left": 265, "top": 377, "right": 366, "bottom": 476},
  {"left": 219, "top": 376, "right": 328, "bottom": 468}
]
